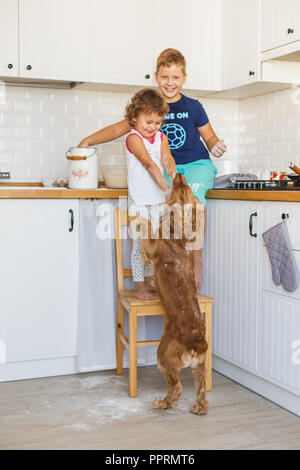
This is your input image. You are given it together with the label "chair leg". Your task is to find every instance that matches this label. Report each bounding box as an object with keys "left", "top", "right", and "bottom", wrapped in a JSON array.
[
  {"left": 129, "top": 308, "right": 137, "bottom": 397},
  {"left": 204, "top": 304, "right": 212, "bottom": 391},
  {"left": 116, "top": 297, "right": 124, "bottom": 375}
]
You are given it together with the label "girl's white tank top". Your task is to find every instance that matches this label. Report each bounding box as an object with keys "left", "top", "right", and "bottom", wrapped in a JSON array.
[{"left": 125, "top": 129, "right": 165, "bottom": 205}]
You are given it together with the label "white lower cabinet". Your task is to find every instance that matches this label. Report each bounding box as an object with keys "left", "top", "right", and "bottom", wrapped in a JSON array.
[
  {"left": 0, "top": 199, "right": 79, "bottom": 381},
  {"left": 203, "top": 199, "right": 300, "bottom": 414},
  {"left": 258, "top": 292, "right": 300, "bottom": 395},
  {"left": 203, "top": 200, "right": 261, "bottom": 371}
]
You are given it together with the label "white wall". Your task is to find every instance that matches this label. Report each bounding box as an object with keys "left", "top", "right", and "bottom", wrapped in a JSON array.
[
  {"left": 0, "top": 84, "right": 300, "bottom": 180},
  {"left": 0, "top": 86, "right": 129, "bottom": 180},
  {"left": 238, "top": 88, "right": 300, "bottom": 174}
]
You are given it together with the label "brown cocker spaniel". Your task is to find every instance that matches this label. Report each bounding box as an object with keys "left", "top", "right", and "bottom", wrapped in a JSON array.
[{"left": 142, "top": 173, "right": 208, "bottom": 415}]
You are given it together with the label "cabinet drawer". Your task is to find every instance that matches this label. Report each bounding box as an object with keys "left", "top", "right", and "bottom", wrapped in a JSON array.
[{"left": 262, "top": 246, "right": 300, "bottom": 299}]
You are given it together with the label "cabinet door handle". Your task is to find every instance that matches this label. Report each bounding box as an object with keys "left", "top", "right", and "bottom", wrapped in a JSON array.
[
  {"left": 7, "top": 63, "right": 13, "bottom": 69},
  {"left": 249, "top": 70, "right": 255, "bottom": 76},
  {"left": 249, "top": 212, "right": 257, "bottom": 237},
  {"left": 145, "top": 74, "right": 150, "bottom": 79},
  {"left": 69, "top": 209, "right": 74, "bottom": 232},
  {"left": 26, "top": 65, "right": 32, "bottom": 70},
  {"left": 281, "top": 213, "right": 289, "bottom": 220},
  {"left": 287, "top": 28, "right": 294, "bottom": 34}
]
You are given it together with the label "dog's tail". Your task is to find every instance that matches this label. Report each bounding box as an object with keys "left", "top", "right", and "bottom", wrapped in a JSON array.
[
  {"left": 171, "top": 323, "right": 208, "bottom": 354},
  {"left": 185, "top": 334, "right": 208, "bottom": 354}
]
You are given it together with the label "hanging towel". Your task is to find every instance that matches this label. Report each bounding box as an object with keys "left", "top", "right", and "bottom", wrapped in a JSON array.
[
  {"left": 213, "top": 173, "right": 258, "bottom": 188},
  {"left": 76, "top": 199, "right": 119, "bottom": 372},
  {"left": 262, "top": 220, "right": 300, "bottom": 292},
  {"left": 76, "top": 199, "right": 163, "bottom": 372}
]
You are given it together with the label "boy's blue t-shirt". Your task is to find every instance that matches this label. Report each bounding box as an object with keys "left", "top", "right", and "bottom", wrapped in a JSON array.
[{"left": 161, "top": 94, "right": 210, "bottom": 164}]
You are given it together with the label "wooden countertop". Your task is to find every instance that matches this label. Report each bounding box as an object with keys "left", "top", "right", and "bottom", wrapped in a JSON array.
[
  {"left": 1, "top": 182, "right": 300, "bottom": 201},
  {"left": 0, "top": 181, "right": 128, "bottom": 199},
  {"left": 207, "top": 189, "right": 300, "bottom": 202}
]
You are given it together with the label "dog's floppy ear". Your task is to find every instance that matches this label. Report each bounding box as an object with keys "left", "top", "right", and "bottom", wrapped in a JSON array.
[
  {"left": 159, "top": 202, "right": 184, "bottom": 242},
  {"left": 141, "top": 237, "right": 158, "bottom": 262},
  {"left": 169, "top": 180, "right": 205, "bottom": 249},
  {"left": 184, "top": 197, "right": 205, "bottom": 250}
]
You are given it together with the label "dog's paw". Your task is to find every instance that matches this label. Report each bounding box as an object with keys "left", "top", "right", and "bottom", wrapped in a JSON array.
[
  {"left": 189, "top": 402, "right": 208, "bottom": 415},
  {"left": 153, "top": 397, "right": 173, "bottom": 410}
]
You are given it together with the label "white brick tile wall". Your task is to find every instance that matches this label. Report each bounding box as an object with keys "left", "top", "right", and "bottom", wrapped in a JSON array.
[
  {"left": 262, "top": 117, "right": 276, "bottom": 131},
  {"left": 290, "top": 141, "right": 300, "bottom": 153},
  {"left": 239, "top": 87, "right": 300, "bottom": 173},
  {"left": 270, "top": 129, "right": 284, "bottom": 142},
  {"left": 2, "top": 112, "right": 28, "bottom": 126},
  {"left": 1, "top": 84, "right": 300, "bottom": 179},
  {"left": 15, "top": 127, "right": 42, "bottom": 139},
  {"left": 275, "top": 141, "right": 289, "bottom": 155},
  {"left": 290, "top": 113, "right": 300, "bottom": 127},
  {"left": 0, "top": 153, "right": 13, "bottom": 164},
  {"left": 275, "top": 115, "right": 291, "bottom": 129},
  {"left": 1, "top": 85, "right": 241, "bottom": 178},
  {"left": 14, "top": 152, "right": 41, "bottom": 165},
  {"left": 262, "top": 142, "right": 275, "bottom": 155},
  {"left": 284, "top": 127, "right": 299, "bottom": 141}
]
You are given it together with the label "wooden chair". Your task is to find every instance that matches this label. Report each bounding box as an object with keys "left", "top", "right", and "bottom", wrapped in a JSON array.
[{"left": 114, "top": 208, "right": 215, "bottom": 398}]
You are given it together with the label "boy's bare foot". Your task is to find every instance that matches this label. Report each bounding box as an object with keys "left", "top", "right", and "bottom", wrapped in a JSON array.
[
  {"left": 194, "top": 262, "right": 203, "bottom": 291},
  {"left": 134, "top": 282, "right": 157, "bottom": 301},
  {"left": 145, "top": 276, "right": 157, "bottom": 294},
  {"left": 193, "top": 249, "right": 203, "bottom": 291}
]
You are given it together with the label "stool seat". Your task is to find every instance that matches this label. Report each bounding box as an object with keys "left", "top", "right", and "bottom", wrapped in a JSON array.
[{"left": 120, "top": 289, "right": 214, "bottom": 309}]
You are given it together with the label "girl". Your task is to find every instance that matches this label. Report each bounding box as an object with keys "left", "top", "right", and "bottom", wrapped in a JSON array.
[{"left": 123, "top": 88, "right": 176, "bottom": 301}]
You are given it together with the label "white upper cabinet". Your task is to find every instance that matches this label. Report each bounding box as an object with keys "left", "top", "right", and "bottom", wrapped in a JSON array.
[
  {"left": 154, "top": 0, "right": 221, "bottom": 91},
  {"left": 90, "top": 0, "right": 154, "bottom": 86},
  {"left": 0, "top": 0, "right": 18, "bottom": 77},
  {"left": 220, "top": 0, "right": 259, "bottom": 89},
  {"left": 19, "top": 0, "right": 90, "bottom": 81},
  {"left": 1, "top": 0, "right": 299, "bottom": 94},
  {"left": 261, "top": 0, "right": 300, "bottom": 52}
]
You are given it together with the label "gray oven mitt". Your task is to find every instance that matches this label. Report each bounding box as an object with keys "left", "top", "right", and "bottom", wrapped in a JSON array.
[{"left": 262, "top": 221, "right": 300, "bottom": 292}]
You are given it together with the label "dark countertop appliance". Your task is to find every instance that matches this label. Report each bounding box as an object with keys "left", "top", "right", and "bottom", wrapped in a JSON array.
[{"left": 229, "top": 179, "right": 300, "bottom": 190}]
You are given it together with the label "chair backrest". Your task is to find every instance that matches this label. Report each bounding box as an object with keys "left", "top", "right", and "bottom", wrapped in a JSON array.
[{"left": 115, "top": 208, "right": 132, "bottom": 292}]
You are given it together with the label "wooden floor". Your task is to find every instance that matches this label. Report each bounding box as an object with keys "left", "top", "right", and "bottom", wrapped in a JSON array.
[{"left": 0, "top": 366, "right": 299, "bottom": 450}]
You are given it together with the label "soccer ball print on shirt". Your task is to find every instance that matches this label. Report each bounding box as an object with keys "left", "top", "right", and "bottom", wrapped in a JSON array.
[{"left": 161, "top": 123, "right": 186, "bottom": 150}]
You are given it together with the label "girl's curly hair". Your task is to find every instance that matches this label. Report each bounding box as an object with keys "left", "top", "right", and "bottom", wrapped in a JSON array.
[{"left": 125, "top": 88, "right": 169, "bottom": 127}]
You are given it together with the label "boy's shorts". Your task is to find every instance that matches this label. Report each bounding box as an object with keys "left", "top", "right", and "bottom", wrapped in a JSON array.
[{"left": 164, "top": 159, "right": 218, "bottom": 207}]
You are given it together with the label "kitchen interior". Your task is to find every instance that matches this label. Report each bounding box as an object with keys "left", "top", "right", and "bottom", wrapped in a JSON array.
[{"left": 1, "top": 0, "right": 300, "bottom": 451}]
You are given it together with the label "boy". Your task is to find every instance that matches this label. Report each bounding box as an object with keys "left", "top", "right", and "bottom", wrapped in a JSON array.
[{"left": 78, "top": 49, "right": 226, "bottom": 289}]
